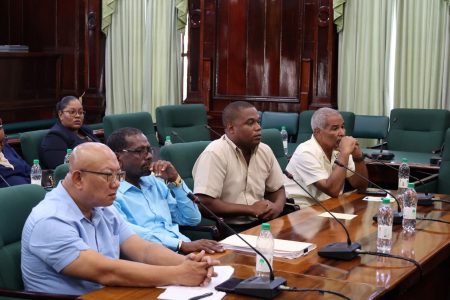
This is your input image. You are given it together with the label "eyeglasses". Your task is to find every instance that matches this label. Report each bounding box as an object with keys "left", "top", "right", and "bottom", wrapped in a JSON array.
[
  {"left": 79, "top": 169, "right": 126, "bottom": 183},
  {"left": 121, "top": 146, "right": 153, "bottom": 157},
  {"left": 62, "top": 110, "right": 86, "bottom": 117}
]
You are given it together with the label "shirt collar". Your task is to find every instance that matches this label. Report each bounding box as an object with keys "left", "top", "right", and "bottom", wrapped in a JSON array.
[
  {"left": 310, "top": 135, "right": 339, "bottom": 164},
  {"left": 223, "top": 134, "right": 259, "bottom": 156},
  {"left": 57, "top": 182, "right": 103, "bottom": 222}
]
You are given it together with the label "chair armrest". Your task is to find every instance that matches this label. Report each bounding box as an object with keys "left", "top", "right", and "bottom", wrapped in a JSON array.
[
  {"left": 179, "top": 224, "right": 221, "bottom": 241},
  {"left": 413, "top": 174, "right": 438, "bottom": 186},
  {"left": 0, "top": 288, "right": 77, "bottom": 299}
]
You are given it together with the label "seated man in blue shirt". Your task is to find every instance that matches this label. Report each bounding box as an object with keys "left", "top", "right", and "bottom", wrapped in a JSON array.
[
  {"left": 0, "top": 118, "right": 30, "bottom": 187},
  {"left": 21, "top": 142, "right": 218, "bottom": 296},
  {"left": 106, "top": 127, "right": 223, "bottom": 254}
]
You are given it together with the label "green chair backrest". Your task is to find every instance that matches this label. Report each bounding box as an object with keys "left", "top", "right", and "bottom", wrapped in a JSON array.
[
  {"left": 156, "top": 104, "right": 210, "bottom": 144},
  {"left": 261, "top": 112, "right": 299, "bottom": 142},
  {"left": 103, "top": 112, "right": 159, "bottom": 147},
  {"left": 261, "top": 129, "right": 288, "bottom": 170},
  {"left": 159, "top": 141, "right": 211, "bottom": 189},
  {"left": 296, "top": 110, "right": 315, "bottom": 144},
  {"left": 0, "top": 184, "right": 46, "bottom": 290},
  {"left": 353, "top": 115, "right": 389, "bottom": 140},
  {"left": 438, "top": 128, "right": 450, "bottom": 194},
  {"left": 54, "top": 163, "right": 70, "bottom": 184},
  {"left": 387, "top": 109, "right": 450, "bottom": 153},
  {"left": 19, "top": 129, "right": 50, "bottom": 166}
]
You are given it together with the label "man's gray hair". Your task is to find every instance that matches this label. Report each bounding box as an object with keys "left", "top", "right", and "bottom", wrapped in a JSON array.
[{"left": 311, "top": 108, "right": 340, "bottom": 130}]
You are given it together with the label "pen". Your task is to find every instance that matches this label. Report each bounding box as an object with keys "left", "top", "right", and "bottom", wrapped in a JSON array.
[{"left": 188, "top": 292, "right": 213, "bottom": 300}]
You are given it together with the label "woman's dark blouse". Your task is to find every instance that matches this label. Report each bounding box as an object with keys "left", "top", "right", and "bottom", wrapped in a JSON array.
[{"left": 39, "top": 122, "right": 100, "bottom": 169}]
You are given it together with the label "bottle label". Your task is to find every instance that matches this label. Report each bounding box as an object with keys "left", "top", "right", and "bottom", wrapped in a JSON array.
[
  {"left": 255, "top": 254, "right": 272, "bottom": 273},
  {"left": 377, "top": 225, "right": 392, "bottom": 239},
  {"left": 282, "top": 141, "right": 288, "bottom": 149},
  {"left": 403, "top": 207, "right": 416, "bottom": 219},
  {"left": 398, "top": 178, "right": 409, "bottom": 189}
]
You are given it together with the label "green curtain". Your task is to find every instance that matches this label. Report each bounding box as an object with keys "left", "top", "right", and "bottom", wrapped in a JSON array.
[
  {"left": 393, "top": 0, "right": 449, "bottom": 108},
  {"left": 143, "top": 0, "right": 183, "bottom": 116},
  {"left": 333, "top": 0, "right": 346, "bottom": 33},
  {"left": 105, "top": 0, "right": 145, "bottom": 114},
  {"left": 104, "top": 0, "right": 185, "bottom": 116},
  {"left": 337, "top": 0, "right": 393, "bottom": 115}
]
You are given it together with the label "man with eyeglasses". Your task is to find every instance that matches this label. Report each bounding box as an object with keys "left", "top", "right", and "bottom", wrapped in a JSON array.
[
  {"left": 22, "top": 142, "right": 218, "bottom": 295},
  {"left": 106, "top": 127, "right": 223, "bottom": 254},
  {"left": 0, "top": 117, "right": 31, "bottom": 187}
]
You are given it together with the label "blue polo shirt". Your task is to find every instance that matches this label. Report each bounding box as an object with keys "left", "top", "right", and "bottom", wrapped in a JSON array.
[
  {"left": 21, "top": 182, "right": 135, "bottom": 295},
  {"left": 114, "top": 176, "right": 201, "bottom": 250}
]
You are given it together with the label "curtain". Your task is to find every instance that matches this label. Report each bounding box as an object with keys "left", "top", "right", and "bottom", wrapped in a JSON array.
[
  {"left": 143, "top": 0, "right": 183, "bottom": 116},
  {"left": 393, "top": 0, "right": 450, "bottom": 108},
  {"left": 104, "top": 0, "right": 145, "bottom": 114},
  {"left": 336, "top": 0, "right": 393, "bottom": 115},
  {"left": 103, "top": 0, "right": 185, "bottom": 116}
]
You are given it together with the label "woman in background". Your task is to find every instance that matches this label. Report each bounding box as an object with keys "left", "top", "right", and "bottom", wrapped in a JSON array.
[{"left": 39, "top": 95, "right": 99, "bottom": 169}]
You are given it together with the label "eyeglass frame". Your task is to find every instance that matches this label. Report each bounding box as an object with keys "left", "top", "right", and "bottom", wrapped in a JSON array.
[
  {"left": 62, "top": 110, "right": 86, "bottom": 117},
  {"left": 79, "top": 169, "right": 126, "bottom": 183},
  {"left": 121, "top": 146, "right": 154, "bottom": 157}
]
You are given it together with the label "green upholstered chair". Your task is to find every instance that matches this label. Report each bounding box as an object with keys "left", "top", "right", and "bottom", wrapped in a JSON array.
[
  {"left": 0, "top": 184, "right": 76, "bottom": 299},
  {"left": 415, "top": 128, "right": 450, "bottom": 194},
  {"left": 155, "top": 104, "right": 210, "bottom": 144},
  {"left": 19, "top": 129, "right": 49, "bottom": 166},
  {"left": 159, "top": 141, "right": 221, "bottom": 240},
  {"left": 159, "top": 141, "right": 211, "bottom": 190},
  {"left": 353, "top": 115, "right": 389, "bottom": 143},
  {"left": 386, "top": 109, "right": 450, "bottom": 153},
  {"left": 261, "top": 112, "right": 299, "bottom": 142},
  {"left": 103, "top": 112, "right": 159, "bottom": 147},
  {"left": 261, "top": 129, "right": 288, "bottom": 171},
  {"left": 54, "top": 163, "right": 70, "bottom": 185}
]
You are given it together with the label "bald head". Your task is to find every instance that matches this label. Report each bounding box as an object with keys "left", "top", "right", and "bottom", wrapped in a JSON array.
[{"left": 69, "top": 142, "right": 117, "bottom": 172}]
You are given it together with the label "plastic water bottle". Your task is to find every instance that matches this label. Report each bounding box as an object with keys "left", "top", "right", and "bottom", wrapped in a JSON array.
[
  {"left": 402, "top": 183, "right": 417, "bottom": 233},
  {"left": 30, "top": 159, "right": 42, "bottom": 186},
  {"left": 280, "top": 126, "right": 288, "bottom": 156},
  {"left": 398, "top": 158, "right": 410, "bottom": 194},
  {"left": 64, "top": 149, "right": 72, "bottom": 164},
  {"left": 164, "top": 136, "right": 172, "bottom": 146},
  {"left": 255, "top": 223, "right": 274, "bottom": 280},
  {"left": 377, "top": 197, "right": 393, "bottom": 253}
]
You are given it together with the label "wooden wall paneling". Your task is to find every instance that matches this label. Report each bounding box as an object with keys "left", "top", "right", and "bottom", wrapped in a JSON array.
[
  {"left": 246, "top": 0, "right": 265, "bottom": 96},
  {"left": 187, "top": 0, "right": 202, "bottom": 100},
  {"left": 265, "top": 0, "right": 281, "bottom": 97}
]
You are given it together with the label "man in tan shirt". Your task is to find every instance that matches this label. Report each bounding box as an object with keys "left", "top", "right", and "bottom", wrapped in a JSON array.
[{"left": 192, "top": 101, "right": 286, "bottom": 232}]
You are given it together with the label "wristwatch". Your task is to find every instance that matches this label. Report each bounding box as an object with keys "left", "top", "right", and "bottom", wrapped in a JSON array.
[{"left": 166, "top": 174, "right": 182, "bottom": 188}]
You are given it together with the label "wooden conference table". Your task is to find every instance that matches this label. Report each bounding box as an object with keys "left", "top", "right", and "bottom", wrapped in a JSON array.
[
  {"left": 363, "top": 149, "right": 440, "bottom": 189},
  {"left": 81, "top": 192, "right": 450, "bottom": 300}
]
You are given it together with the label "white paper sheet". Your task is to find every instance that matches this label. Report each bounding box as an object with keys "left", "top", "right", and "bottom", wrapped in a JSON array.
[{"left": 157, "top": 266, "right": 234, "bottom": 300}]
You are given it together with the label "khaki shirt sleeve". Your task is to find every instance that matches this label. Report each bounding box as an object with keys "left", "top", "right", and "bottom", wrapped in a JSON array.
[{"left": 192, "top": 150, "right": 226, "bottom": 198}]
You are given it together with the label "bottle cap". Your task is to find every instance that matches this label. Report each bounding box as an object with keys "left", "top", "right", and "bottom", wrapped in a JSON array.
[
  {"left": 262, "top": 223, "right": 270, "bottom": 230},
  {"left": 281, "top": 126, "right": 286, "bottom": 130},
  {"left": 382, "top": 197, "right": 390, "bottom": 204},
  {"left": 165, "top": 136, "right": 171, "bottom": 141},
  {"left": 402, "top": 158, "right": 408, "bottom": 163},
  {"left": 67, "top": 149, "right": 72, "bottom": 154},
  {"left": 407, "top": 182, "right": 415, "bottom": 188},
  {"left": 33, "top": 159, "right": 39, "bottom": 164}
]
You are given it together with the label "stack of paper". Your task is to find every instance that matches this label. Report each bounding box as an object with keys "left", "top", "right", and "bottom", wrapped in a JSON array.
[
  {"left": 220, "top": 234, "right": 316, "bottom": 259},
  {"left": 158, "top": 266, "right": 234, "bottom": 300}
]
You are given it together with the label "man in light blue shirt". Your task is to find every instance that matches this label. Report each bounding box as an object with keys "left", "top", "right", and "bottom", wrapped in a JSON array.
[
  {"left": 107, "top": 128, "right": 223, "bottom": 254},
  {"left": 21, "top": 142, "right": 218, "bottom": 295}
]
